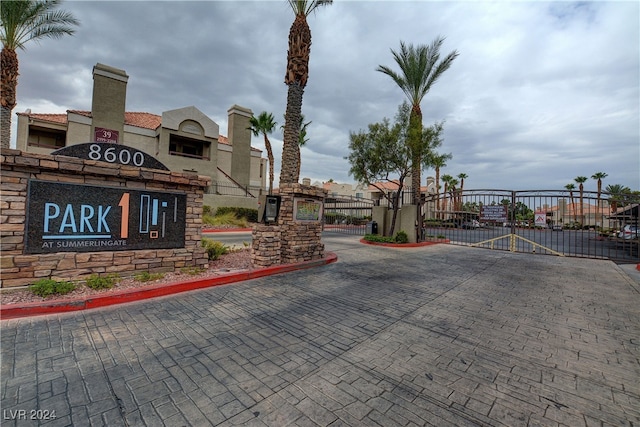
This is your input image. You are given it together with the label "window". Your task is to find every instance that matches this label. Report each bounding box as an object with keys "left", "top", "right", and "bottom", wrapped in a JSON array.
[
  {"left": 168, "top": 134, "right": 209, "bottom": 160},
  {"left": 28, "top": 128, "right": 66, "bottom": 149}
]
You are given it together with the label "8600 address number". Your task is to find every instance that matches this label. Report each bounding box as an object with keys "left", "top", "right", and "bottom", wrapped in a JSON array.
[{"left": 88, "top": 144, "right": 145, "bottom": 167}]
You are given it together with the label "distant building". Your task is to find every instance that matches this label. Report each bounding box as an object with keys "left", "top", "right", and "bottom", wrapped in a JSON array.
[
  {"left": 544, "top": 199, "right": 613, "bottom": 228},
  {"left": 300, "top": 176, "right": 437, "bottom": 203},
  {"left": 15, "top": 63, "right": 266, "bottom": 210},
  {"left": 302, "top": 178, "right": 371, "bottom": 199}
]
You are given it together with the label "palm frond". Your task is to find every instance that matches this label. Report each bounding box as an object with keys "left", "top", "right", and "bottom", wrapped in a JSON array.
[
  {"left": 1, "top": 0, "right": 79, "bottom": 50},
  {"left": 287, "top": 0, "right": 332, "bottom": 16}
]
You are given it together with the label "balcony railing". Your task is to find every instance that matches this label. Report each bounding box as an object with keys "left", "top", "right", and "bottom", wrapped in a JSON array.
[
  {"left": 206, "top": 181, "right": 262, "bottom": 198},
  {"left": 168, "top": 151, "right": 210, "bottom": 161}
]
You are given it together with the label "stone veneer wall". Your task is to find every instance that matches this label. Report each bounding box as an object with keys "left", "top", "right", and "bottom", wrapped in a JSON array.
[
  {"left": 0, "top": 149, "right": 210, "bottom": 288},
  {"left": 250, "top": 183, "right": 327, "bottom": 267}
]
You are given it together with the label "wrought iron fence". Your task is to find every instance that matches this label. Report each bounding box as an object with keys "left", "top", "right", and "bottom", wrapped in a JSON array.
[
  {"left": 423, "top": 189, "right": 639, "bottom": 263},
  {"left": 323, "top": 196, "right": 374, "bottom": 235},
  {"left": 206, "top": 181, "right": 261, "bottom": 198}
]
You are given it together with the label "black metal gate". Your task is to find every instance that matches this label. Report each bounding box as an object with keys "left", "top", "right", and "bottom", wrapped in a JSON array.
[
  {"left": 323, "top": 196, "right": 374, "bottom": 235},
  {"left": 424, "top": 189, "right": 639, "bottom": 263}
]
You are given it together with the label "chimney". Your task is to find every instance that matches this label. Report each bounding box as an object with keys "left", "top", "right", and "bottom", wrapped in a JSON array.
[
  {"left": 228, "top": 105, "right": 253, "bottom": 188},
  {"left": 91, "top": 63, "right": 128, "bottom": 143},
  {"left": 302, "top": 178, "right": 311, "bottom": 186}
]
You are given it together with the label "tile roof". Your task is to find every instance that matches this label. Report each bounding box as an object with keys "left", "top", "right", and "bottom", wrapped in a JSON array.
[
  {"left": 368, "top": 181, "right": 430, "bottom": 192},
  {"left": 18, "top": 112, "right": 68, "bottom": 124},
  {"left": 19, "top": 110, "right": 258, "bottom": 151},
  {"left": 68, "top": 110, "right": 163, "bottom": 130}
]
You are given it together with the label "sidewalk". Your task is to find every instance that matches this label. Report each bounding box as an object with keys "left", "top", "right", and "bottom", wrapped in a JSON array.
[{"left": 1, "top": 236, "right": 639, "bottom": 426}]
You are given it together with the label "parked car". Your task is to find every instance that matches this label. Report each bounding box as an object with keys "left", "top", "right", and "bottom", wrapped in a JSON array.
[
  {"left": 551, "top": 225, "right": 563, "bottom": 231},
  {"left": 461, "top": 220, "right": 480, "bottom": 229},
  {"left": 617, "top": 225, "right": 638, "bottom": 240}
]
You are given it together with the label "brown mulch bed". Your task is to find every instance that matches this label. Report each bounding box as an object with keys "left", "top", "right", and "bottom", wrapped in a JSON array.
[{"left": 0, "top": 249, "right": 252, "bottom": 306}]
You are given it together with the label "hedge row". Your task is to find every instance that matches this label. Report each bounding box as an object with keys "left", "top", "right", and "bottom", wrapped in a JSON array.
[{"left": 203, "top": 206, "right": 259, "bottom": 223}]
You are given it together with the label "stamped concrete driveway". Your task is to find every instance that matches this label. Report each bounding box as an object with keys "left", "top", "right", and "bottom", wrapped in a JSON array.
[{"left": 1, "top": 235, "right": 639, "bottom": 426}]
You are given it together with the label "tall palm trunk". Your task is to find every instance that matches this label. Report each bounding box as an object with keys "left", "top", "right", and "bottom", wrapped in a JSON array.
[
  {"left": 1, "top": 48, "right": 19, "bottom": 149},
  {"left": 409, "top": 106, "right": 422, "bottom": 206},
  {"left": 435, "top": 166, "right": 441, "bottom": 219},
  {"left": 263, "top": 134, "right": 275, "bottom": 194},
  {"left": 282, "top": 83, "right": 304, "bottom": 184},
  {"left": 281, "top": 13, "right": 311, "bottom": 185},
  {"left": 442, "top": 182, "right": 448, "bottom": 218},
  {"left": 596, "top": 179, "right": 602, "bottom": 224},
  {"left": 569, "top": 191, "right": 577, "bottom": 222},
  {"left": 579, "top": 184, "right": 584, "bottom": 225}
]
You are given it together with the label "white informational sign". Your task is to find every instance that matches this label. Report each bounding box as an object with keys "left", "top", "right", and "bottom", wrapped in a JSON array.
[
  {"left": 480, "top": 205, "right": 507, "bottom": 222},
  {"left": 534, "top": 212, "right": 547, "bottom": 227}
]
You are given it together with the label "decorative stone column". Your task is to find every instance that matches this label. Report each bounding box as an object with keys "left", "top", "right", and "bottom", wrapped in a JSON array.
[
  {"left": 250, "top": 183, "right": 327, "bottom": 267},
  {"left": 278, "top": 183, "right": 327, "bottom": 264},
  {"left": 250, "top": 225, "right": 281, "bottom": 268}
]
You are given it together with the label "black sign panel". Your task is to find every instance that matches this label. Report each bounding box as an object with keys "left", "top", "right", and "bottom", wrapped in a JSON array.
[
  {"left": 25, "top": 180, "right": 186, "bottom": 253},
  {"left": 52, "top": 143, "right": 169, "bottom": 170}
]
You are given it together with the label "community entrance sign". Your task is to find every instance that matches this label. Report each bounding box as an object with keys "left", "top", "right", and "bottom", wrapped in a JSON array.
[
  {"left": 52, "top": 142, "right": 169, "bottom": 170},
  {"left": 25, "top": 180, "right": 186, "bottom": 253}
]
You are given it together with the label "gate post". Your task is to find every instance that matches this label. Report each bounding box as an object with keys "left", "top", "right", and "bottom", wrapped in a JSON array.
[{"left": 511, "top": 191, "right": 517, "bottom": 235}]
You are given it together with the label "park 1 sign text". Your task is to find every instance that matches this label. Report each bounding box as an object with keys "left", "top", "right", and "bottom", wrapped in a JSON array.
[{"left": 25, "top": 181, "right": 186, "bottom": 253}]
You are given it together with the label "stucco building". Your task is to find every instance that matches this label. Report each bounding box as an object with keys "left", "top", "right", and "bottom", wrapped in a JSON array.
[{"left": 15, "top": 63, "right": 266, "bottom": 210}]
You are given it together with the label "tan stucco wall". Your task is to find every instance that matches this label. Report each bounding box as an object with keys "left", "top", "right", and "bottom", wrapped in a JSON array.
[{"left": 203, "top": 194, "right": 259, "bottom": 212}]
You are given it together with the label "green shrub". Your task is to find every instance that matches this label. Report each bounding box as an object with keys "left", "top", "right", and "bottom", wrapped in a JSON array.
[
  {"left": 85, "top": 273, "right": 119, "bottom": 290},
  {"left": 214, "top": 207, "right": 258, "bottom": 223},
  {"left": 30, "top": 278, "right": 76, "bottom": 298},
  {"left": 134, "top": 271, "right": 165, "bottom": 282},
  {"left": 203, "top": 205, "right": 213, "bottom": 216},
  {"left": 202, "top": 238, "right": 229, "bottom": 260},
  {"left": 203, "top": 212, "right": 248, "bottom": 227},
  {"left": 394, "top": 231, "right": 409, "bottom": 243},
  {"left": 363, "top": 234, "right": 396, "bottom": 243},
  {"left": 436, "top": 234, "right": 446, "bottom": 239},
  {"left": 180, "top": 266, "right": 207, "bottom": 275}
]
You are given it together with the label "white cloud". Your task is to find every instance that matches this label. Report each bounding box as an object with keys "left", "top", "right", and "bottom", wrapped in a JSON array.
[{"left": 9, "top": 0, "right": 638, "bottom": 192}]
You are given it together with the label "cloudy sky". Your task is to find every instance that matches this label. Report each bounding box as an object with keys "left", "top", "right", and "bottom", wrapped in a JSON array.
[{"left": 12, "top": 0, "right": 639, "bottom": 192}]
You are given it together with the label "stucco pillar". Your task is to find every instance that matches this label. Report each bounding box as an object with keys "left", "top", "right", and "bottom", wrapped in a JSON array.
[{"left": 228, "top": 105, "right": 253, "bottom": 188}]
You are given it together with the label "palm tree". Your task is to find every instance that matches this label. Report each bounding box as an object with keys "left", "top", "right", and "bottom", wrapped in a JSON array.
[
  {"left": 281, "top": 113, "right": 311, "bottom": 182},
  {"left": 457, "top": 172, "right": 468, "bottom": 212},
  {"left": 441, "top": 174, "right": 453, "bottom": 218},
  {"left": 448, "top": 177, "right": 459, "bottom": 212},
  {"left": 249, "top": 112, "right": 277, "bottom": 194},
  {"left": 565, "top": 183, "right": 577, "bottom": 223},
  {"left": 280, "top": 0, "right": 331, "bottom": 185},
  {"left": 574, "top": 176, "right": 588, "bottom": 226},
  {"left": 591, "top": 172, "right": 607, "bottom": 224},
  {"left": 1, "top": 0, "right": 79, "bottom": 148},
  {"left": 431, "top": 152, "right": 451, "bottom": 219},
  {"left": 605, "top": 184, "right": 631, "bottom": 213},
  {"left": 376, "top": 37, "right": 458, "bottom": 208},
  {"left": 296, "top": 116, "right": 311, "bottom": 181}
]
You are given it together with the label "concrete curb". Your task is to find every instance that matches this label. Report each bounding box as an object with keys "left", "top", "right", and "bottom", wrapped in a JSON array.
[
  {"left": 359, "top": 238, "right": 450, "bottom": 248},
  {"left": 0, "top": 252, "right": 338, "bottom": 320}
]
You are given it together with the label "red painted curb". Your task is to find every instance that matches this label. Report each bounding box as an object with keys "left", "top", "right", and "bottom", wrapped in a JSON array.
[
  {"left": 359, "top": 239, "right": 450, "bottom": 248},
  {"left": 0, "top": 253, "right": 338, "bottom": 320},
  {"left": 636, "top": 263, "right": 640, "bottom": 272},
  {"left": 202, "top": 228, "right": 252, "bottom": 233}
]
